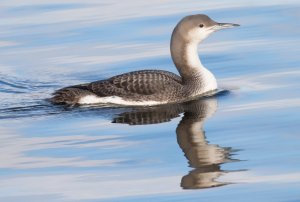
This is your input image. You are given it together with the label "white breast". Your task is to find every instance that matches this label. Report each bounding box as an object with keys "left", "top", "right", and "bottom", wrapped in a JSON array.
[{"left": 201, "top": 67, "right": 218, "bottom": 93}]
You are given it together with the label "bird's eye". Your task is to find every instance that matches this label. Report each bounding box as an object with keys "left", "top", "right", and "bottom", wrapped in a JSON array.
[{"left": 199, "top": 24, "right": 204, "bottom": 28}]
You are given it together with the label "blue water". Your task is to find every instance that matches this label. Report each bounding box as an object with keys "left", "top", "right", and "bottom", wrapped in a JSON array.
[{"left": 0, "top": 1, "right": 300, "bottom": 201}]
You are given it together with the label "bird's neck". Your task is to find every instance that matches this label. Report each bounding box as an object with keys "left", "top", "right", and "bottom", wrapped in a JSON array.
[
  {"left": 171, "top": 37, "right": 203, "bottom": 79},
  {"left": 170, "top": 34, "right": 217, "bottom": 92}
]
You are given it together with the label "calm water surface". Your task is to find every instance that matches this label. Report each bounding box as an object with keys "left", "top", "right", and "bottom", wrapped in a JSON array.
[{"left": 0, "top": 0, "right": 300, "bottom": 201}]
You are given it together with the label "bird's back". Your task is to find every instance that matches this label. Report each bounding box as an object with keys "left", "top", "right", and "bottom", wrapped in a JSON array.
[{"left": 51, "top": 70, "right": 184, "bottom": 105}]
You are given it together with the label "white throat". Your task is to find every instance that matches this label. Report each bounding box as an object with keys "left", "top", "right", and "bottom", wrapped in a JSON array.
[{"left": 170, "top": 32, "right": 217, "bottom": 93}]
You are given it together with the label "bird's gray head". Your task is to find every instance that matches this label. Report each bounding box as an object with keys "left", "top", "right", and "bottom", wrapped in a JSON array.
[{"left": 173, "top": 14, "right": 239, "bottom": 43}]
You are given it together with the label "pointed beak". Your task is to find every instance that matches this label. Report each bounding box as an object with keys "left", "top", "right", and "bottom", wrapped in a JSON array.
[{"left": 211, "top": 23, "right": 240, "bottom": 31}]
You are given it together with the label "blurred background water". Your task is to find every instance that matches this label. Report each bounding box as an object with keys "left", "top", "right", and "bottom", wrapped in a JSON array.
[{"left": 0, "top": 0, "right": 300, "bottom": 201}]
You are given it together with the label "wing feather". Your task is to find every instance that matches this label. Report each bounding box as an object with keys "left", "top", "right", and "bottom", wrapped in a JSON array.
[{"left": 88, "top": 70, "right": 182, "bottom": 97}]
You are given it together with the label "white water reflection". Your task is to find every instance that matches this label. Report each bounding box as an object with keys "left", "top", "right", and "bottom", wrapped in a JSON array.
[
  {"left": 2, "top": 0, "right": 298, "bottom": 29},
  {"left": 0, "top": 41, "right": 19, "bottom": 47},
  {"left": 0, "top": 171, "right": 299, "bottom": 201},
  {"left": 0, "top": 127, "right": 134, "bottom": 169},
  {"left": 222, "top": 171, "right": 300, "bottom": 184},
  {"left": 48, "top": 44, "right": 167, "bottom": 66},
  {"left": 222, "top": 98, "right": 300, "bottom": 112},
  {"left": 0, "top": 173, "right": 182, "bottom": 201}
]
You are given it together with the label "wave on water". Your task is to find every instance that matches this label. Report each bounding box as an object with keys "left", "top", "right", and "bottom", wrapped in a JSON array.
[{"left": 0, "top": 74, "right": 60, "bottom": 119}]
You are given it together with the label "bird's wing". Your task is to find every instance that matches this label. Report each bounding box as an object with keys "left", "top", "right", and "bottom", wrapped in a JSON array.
[{"left": 88, "top": 70, "right": 182, "bottom": 97}]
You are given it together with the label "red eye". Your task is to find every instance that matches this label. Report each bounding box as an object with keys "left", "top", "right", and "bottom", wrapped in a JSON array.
[{"left": 199, "top": 24, "right": 204, "bottom": 28}]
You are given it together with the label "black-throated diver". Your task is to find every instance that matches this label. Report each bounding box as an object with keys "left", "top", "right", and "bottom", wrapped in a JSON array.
[{"left": 51, "top": 14, "right": 239, "bottom": 106}]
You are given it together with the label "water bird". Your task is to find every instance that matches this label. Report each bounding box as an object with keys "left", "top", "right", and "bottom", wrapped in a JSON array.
[{"left": 51, "top": 14, "right": 239, "bottom": 106}]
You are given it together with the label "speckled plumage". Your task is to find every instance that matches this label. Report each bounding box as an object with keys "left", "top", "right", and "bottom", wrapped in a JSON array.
[
  {"left": 50, "top": 14, "right": 239, "bottom": 105},
  {"left": 51, "top": 70, "right": 186, "bottom": 105},
  {"left": 89, "top": 70, "right": 183, "bottom": 99}
]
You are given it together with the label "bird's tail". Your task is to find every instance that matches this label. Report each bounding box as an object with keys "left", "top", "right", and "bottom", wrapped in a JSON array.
[{"left": 50, "top": 84, "right": 92, "bottom": 105}]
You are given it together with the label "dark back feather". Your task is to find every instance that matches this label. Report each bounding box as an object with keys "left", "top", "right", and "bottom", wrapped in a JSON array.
[{"left": 88, "top": 70, "right": 182, "bottom": 98}]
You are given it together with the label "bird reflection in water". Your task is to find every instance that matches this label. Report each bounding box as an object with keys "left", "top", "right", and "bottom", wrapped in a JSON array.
[{"left": 112, "top": 93, "right": 239, "bottom": 189}]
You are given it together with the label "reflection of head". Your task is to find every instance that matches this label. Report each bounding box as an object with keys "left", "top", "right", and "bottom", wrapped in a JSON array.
[{"left": 181, "top": 167, "right": 227, "bottom": 189}]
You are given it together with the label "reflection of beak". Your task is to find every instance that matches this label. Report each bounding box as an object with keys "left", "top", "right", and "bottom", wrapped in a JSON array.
[{"left": 211, "top": 23, "right": 240, "bottom": 31}]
